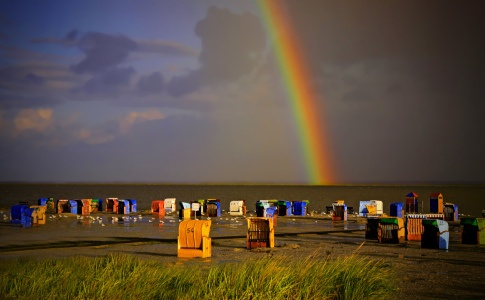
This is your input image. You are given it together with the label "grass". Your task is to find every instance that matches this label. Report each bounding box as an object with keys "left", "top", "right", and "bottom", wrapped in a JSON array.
[{"left": 0, "top": 251, "right": 396, "bottom": 299}]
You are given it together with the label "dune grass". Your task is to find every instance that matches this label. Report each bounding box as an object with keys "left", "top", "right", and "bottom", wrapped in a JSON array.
[{"left": 0, "top": 251, "right": 396, "bottom": 299}]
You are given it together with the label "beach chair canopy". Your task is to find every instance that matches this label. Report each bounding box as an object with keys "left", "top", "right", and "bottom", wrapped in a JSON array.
[{"left": 460, "top": 217, "right": 485, "bottom": 230}]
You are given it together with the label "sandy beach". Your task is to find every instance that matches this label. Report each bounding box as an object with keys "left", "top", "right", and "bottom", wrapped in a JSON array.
[{"left": 1, "top": 210, "right": 484, "bottom": 299}]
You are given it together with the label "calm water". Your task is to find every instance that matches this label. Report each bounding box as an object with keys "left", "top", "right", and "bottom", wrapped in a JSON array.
[{"left": 0, "top": 184, "right": 484, "bottom": 217}]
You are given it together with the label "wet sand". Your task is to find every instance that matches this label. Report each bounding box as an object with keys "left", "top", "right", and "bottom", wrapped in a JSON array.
[{"left": 1, "top": 211, "right": 484, "bottom": 299}]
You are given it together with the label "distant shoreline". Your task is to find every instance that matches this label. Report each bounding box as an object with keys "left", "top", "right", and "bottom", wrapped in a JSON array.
[{"left": 1, "top": 182, "right": 484, "bottom": 186}]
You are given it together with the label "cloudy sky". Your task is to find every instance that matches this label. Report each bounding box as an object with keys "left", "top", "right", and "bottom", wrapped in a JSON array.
[{"left": 0, "top": 0, "right": 483, "bottom": 184}]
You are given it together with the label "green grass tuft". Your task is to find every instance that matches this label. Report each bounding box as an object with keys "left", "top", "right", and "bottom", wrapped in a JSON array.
[{"left": 0, "top": 252, "right": 396, "bottom": 299}]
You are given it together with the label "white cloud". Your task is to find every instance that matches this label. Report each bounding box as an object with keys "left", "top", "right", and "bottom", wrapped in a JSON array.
[
  {"left": 119, "top": 109, "right": 165, "bottom": 134},
  {"left": 79, "top": 129, "right": 115, "bottom": 145},
  {"left": 13, "top": 108, "right": 54, "bottom": 136}
]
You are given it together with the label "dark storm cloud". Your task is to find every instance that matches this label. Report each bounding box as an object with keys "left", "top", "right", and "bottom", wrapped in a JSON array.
[
  {"left": 31, "top": 29, "right": 79, "bottom": 47},
  {"left": 341, "top": 89, "right": 371, "bottom": 103},
  {"left": 167, "top": 6, "right": 265, "bottom": 97},
  {"left": 136, "top": 39, "right": 199, "bottom": 57},
  {"left": 281, "top": 1, "right": 484, "bottom": 92},
  {"left": 137, "top": 72, "right": 164, "bottom": 95},
  {"left": 32, "top": 31, "right": 139, "bottom": 96},
  {"left": 33, "top": 30, "right": 198, "bottom": 58},
  {"left": 71, "top": 32, "right": 137, "bottom": 74},
  {"left": 81, "top": 66, "right": 135, "bottom": 95},
  {"left": 282, "top": 1, "right": 475, "bottom": 62},
  {"left": 167, "top": 70, "right": 201, "bottom": 97},
  {"left": 102, "top": 66, "right": 135, "bottom": 85},
  {"left": 0, "top": 45, "right": 61, "bottom": 61},
  {"left": 195, "top": 6, "right": 265, "bottom": 83},
  {"left": 65, "top": 29, "right": 78, "bottom": 41},
  {"left": 0, "top": 91, "right": 61, "bottom": 109},
  {"left": 23, "top": 73, "right": 45, "bottom": 85},
  {"left": 261, "top": 0, "right": 485, "bottom": 183}
]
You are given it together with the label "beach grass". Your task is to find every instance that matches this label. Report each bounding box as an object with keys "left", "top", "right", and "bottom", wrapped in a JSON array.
[{"left": 0, "top": 251, "right": 396, "bottom": 299}]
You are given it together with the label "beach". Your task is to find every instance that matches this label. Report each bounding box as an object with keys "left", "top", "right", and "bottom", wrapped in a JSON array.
[{"left": 1, "top": 209, "right": 484, "bottom": 299}]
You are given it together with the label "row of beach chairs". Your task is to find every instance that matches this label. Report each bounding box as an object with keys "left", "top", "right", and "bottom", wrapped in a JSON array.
[
  {"left": 365, "top": 216, "right": 485, "bottom": 249},
  {"left": 178, "top": 214, "right": 484, "bottom": 259}
]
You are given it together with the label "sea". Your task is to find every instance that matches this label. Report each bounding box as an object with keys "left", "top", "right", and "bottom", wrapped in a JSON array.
[{"left": 0, "top": 183, "right": 484, "bottom": 217}]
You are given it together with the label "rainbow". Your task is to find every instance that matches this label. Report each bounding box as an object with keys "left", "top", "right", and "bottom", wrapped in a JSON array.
[{"left": 257, "top": 1, "right": 335, "bottom": 184}]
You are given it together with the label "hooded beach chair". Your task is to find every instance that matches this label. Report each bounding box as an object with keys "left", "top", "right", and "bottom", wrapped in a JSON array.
[
  {"left": 460, "top": 218, "right": 485, "bottom": 246},
  {"left": 378, "top": 217, "right": 405, "bottom": 244},
  {"left": 247, "top": 217, "right": 275, "bottom": 249},
  {"left": 207, "top": 200, "right": 221, "bottom": 217},
  {"left": 57, "top": 199, "right": 69, "bottom": 213},
  {"left": 152, "top": 200, "right": 165, "bottom": 216},
  {"left": 177, "top": 220, "right": 211, "bottom": 258},
  {"left": 421, "top": 219, "right": 449, "bottom": 250},
  {"left": 90, "top": 199, "right": 101, "bottom": 212},
  {"left": 405, "top": 214, "right": 427, "bottom": 241},
  {"left": 117, "top": 200, "right": 130, "bottom": 215},
  {"left": 292, "top": 201, "right": 307, "bottom": 216},
  {"left": 82, "top": 199, "right": 93, "bottom": 213},
  {"left": 164, "top": 198, "right": 176, "bottom": 213},
  {"left": 105, "top": 198, "right": 118, "bottom": 212},
  {"left": 443, "top": 203, "right": 459, "bottom": 222},
  {"left": 79, "top": 199, "right": 90, "bottom": 215},
  {"left": 10, "top": 205, "right": 28, "bottom": 224},
  {"left": 69, "top": 200, "right": 78, "bottom": 214},
  {"left": 278, "top": 201, "right": 292, "bottom": 216},
  {"left": 365, "top": 216, "right": 380, "bottom": 239},
  {"left": 30, "top": 205, "right": 46, "bottom": 225},
  {"left": 127, "top": 199, "right": 137, "bottom": 213},
  {"left": 332, "top": 202, "right": 347, "bottom": 221},
  {"left": 229, "top": 200, "right": 246, "bottom": 216}
]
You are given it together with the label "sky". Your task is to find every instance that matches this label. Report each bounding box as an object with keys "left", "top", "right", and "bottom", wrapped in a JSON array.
[{"left": 0, "top": 0, "right": 484, "bottom": 184}]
